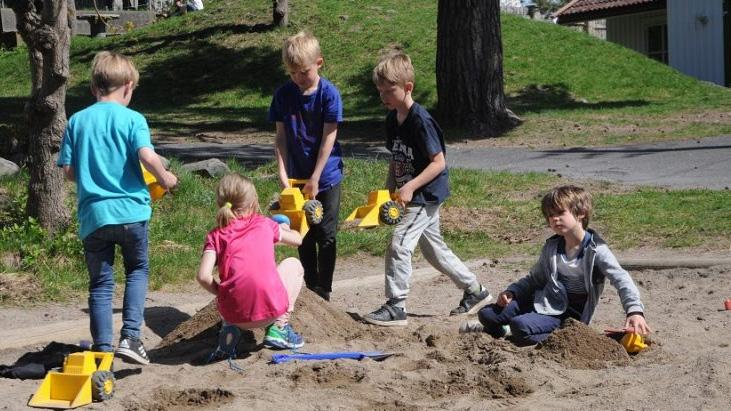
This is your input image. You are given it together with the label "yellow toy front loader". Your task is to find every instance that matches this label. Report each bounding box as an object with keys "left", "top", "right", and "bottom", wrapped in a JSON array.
[
  {"left": 345, "top": 190, "right": 403, "bottom": 228},
  {"left": 269, "top": 179, "right": 324, "bottom": 237},
  {"left": 28, "top": 351, "right": 115, "bottom": 409}
]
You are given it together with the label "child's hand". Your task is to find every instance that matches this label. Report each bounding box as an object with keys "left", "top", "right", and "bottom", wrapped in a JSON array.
[
  {"left": 396, "top": 183, "right": 414, "bottom": 206},
  {"left": 497, "top": 290, "right": 514, "bottom": 307},
  {"left": 160, "top": 171, "right": 178, "bottom": 190},
  {"left": 625, "top": 314, "right": 651, "bottom": 335},
  {"left": 303, "top": 178, "right": 319, "bottom": 200}
]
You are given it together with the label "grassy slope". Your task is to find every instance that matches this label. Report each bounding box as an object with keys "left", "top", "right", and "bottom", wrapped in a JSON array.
[
  {"left": 1, "top": 1, "right": 730, "bottom": 301},
  {"left": 0, "top": 0, "right": 729, "bottom": 144}
]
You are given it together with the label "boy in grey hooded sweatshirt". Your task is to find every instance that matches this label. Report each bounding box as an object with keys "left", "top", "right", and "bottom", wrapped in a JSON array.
[{"left": 463, "top": 185, "right": 651, "bottom": 345}]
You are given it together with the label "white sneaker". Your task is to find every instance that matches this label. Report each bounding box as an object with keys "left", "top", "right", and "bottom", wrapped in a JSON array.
[{"left": 459, "top": 319, "right": 485, "bottom": 333}]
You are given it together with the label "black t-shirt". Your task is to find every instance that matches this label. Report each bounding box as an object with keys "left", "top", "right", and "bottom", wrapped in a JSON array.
[{"left": 385, "top": 102, "right": 450, "bottom": 205}]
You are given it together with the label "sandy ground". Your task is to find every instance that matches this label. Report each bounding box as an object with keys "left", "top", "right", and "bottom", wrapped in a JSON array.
[{"left": 1, "top": 257, "right": 730, "bottom": 410}]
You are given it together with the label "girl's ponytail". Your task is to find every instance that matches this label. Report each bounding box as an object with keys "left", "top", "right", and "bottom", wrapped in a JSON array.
[
  {"left": 215, "top": 174, "right": 260, "bottom": 228},
  {"left": 216, "top": 201, "right": 237, "bottom": 228}
]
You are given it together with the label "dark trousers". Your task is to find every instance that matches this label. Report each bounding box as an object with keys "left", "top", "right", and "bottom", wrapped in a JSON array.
[
  {"left": 477, "top": 292, "right": 586, "bottom": 346},
  {"left": 299, "top": 183, "right": 341, "bottom": 292}
]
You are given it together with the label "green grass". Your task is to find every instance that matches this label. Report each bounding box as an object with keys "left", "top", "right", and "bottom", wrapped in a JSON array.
[
  {"left": 1, "top": 0, "right": 729, "bottom": 145},
  {"left": 2, "top": 160, "right": 730, "bottom": 302}
]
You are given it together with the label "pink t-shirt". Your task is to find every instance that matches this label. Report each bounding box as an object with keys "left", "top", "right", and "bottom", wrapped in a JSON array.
[{"left": 203, "top": 214, "right": 288, "bottom": 324}]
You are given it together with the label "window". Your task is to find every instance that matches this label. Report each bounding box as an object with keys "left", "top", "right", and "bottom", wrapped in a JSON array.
[{"left": 647, "top": 24, "right": 668, "bottom": 64}]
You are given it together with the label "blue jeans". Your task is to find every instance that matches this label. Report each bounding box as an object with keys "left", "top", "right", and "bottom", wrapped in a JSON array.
[
  {"left": 83, "top": 221, "right": 149, "bottom": 352},
  {"left": 477, "top": 293, "right": 586, "bottom": 346}
]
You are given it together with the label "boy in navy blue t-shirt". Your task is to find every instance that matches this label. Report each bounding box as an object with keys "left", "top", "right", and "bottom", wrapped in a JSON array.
[
  {"left": 363, "top": 48, "right": 492, "bottom": 327},
  {"left": 268, "top": 32, "right": 343, "bottom": 301}
]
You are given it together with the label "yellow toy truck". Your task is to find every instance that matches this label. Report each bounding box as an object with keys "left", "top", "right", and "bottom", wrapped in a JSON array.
[
  {"left": 141, "top": 164, "right": 166, "bottom": 201},
  {"left": 28, "top": 351, "right": 115, "bottom": 409},
  {"left": 269, "top": 179, "right": 324, "bottom": 237},
  {"left": 345, "top": 189, "right": 403, "bottom": 228}
]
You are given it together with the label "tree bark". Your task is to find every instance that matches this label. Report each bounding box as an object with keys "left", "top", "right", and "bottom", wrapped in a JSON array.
[
  {"left": 436, "top": 0, "right": 521, "bottom": 137},
  {"left": 273, "top": 0, "right": 288, "bottom": 27},
  {"left": 8, "top": 0, "right": 71, "bottom": 233}
]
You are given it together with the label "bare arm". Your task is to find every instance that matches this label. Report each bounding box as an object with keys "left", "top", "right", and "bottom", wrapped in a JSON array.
[
  {"left": 62, "top": 165, "right": 75, "bottom": 182},
  {"left": 277, "top": 224, "right": 303, "bottom": 247},
  {"left": 138, "top": 147, "right": 177, "bottom": 189},
  {"left": 303, "top": 122, "right": 338, "bottom": 199},
  {"left": 397, "top": 151, "right": 446, "bottom": 205},
  {"left": 274, "top": 122, "right": 290, "bottom": 189},
  {"left": 196, "top": 251, "right": 219, "bottom": 296}
]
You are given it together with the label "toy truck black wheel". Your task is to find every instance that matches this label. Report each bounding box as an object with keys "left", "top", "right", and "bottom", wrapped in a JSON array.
[
  {"left": 267, "top": 200, "right": 280, "bottom": 211},
  {"left": 91, "top": 370, "right": 115, "bottom": 402},
  {"left": 380, "top": 201, "right": 403, "bottom": 225},
  {"left": 303, "top": 200, "right": 324, "bottom": 225}
]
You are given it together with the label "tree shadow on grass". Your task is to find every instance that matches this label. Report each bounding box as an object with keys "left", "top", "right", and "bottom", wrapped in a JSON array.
[
  {"left": 64, "top": 23, "right": 285, "bottom": 136},
  {"left": 507, "top": 83, "right": 650, "bottom": 113}
]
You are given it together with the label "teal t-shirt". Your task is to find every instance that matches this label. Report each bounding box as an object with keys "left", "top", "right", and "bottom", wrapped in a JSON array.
[{"left": 57, "top": 101, "right": 154, "bottom": 239}]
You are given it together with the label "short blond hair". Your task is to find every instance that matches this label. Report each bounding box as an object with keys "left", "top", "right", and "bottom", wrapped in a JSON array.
[
  {"left": 372, "top": 47, "right": 414, "bottom": 87},
  {"left": 91, "top": 51, "right": 139, "bottom": 96},
  {"left": 215, "top": 173, "right": 260, "bottom": 228},
  {"left": 541, "top": 185, "right": 593, "bottom": 229},
  {"left": 282, "top": 31, "right": 322, "bottom": 68}
]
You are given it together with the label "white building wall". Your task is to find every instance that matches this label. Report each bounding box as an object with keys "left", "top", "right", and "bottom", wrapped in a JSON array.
[
  {"left": 667, "top": 0, "right": 725, "bottom": 85},
  {"left": 606, "top": 10, "right": 666, "bottom": 55}
]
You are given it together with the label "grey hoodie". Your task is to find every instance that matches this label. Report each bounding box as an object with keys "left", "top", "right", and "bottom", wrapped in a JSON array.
[{"left": 506, "top": 229, "right": 644, "bottom": 324}]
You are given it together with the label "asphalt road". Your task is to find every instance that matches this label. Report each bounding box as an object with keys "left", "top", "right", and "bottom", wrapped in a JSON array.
[{"left": 157, "top": 135, "right": 731, "bottom": 190}]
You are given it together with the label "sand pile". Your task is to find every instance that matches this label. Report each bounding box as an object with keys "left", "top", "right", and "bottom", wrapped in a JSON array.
[
  {"left": 537, "top": 318, "right": 630, "bottom": 369},
  {"left": 151, "top": 288, "right": 362, "bottom": 361}
]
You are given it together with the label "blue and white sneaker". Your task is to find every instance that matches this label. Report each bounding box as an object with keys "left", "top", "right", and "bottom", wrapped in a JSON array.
[{"left": 263, "top": 323, "right": 304, "bottom": 350}]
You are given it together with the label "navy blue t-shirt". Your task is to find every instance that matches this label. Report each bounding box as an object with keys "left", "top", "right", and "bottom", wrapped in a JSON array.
[
  {"left": 385, "top": 102, "right": 450, "bottom": 205},
  {"left": 268, "top": 77, "right": 344, "bottom": 191}
]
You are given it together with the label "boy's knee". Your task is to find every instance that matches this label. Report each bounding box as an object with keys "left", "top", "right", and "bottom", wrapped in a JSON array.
[
  {"left": 388, "top": 240, "right": 413, "bottom": 259},
  {"left": 477, "top": 304, "right": 499, "bottom": 325},
  {"left": 508, "top": 316, "right": 531, "bottom": 338},
  {"left": 283, "top": 257, "right": 304, "bottom": 276}
]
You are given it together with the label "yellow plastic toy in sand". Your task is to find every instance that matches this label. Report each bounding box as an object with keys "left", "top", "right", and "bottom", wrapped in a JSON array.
[
  {"left": 28, "top": 351, "right": 115, "bottom": 409},
  {"left": 620, "top": 332, "right": 648, "bottom": 354},
  {"left": 141, "top": 164, "right": 166, "bottom": 201},
  {"left": 269, "top": 179, "right": 324, "bottom": 237},
  {"left": 345, "top": 190, "right": 403, "bottom": 228}
]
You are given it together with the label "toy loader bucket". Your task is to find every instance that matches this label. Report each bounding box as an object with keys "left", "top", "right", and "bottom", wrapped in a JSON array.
[
  {"left": 621, "top": 332, "right": 647, "bottom": 353},
  {"left": 345, "top": 190, "right": 399, "bottom": 228},
  {"left": 28, "top": 372, "right": 92, "bottom": 409},
  {"left": 141, "top": 164, "right": 166, "bottom": 201},
  {"left": 270, "top": 179, "right": 321, "bottom": 237},
  {"left": 28, "top": 352, "right": 114, "bottom": 409},
  {"left": 281, "top": 209, "right": 309, "bottom": 237}
]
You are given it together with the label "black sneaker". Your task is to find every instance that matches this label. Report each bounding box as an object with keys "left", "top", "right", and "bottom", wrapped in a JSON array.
[
  {"left": 363, "top": 303, "right": 407, "bottom": 327},
  {"left": 308, "top": 286, "right": 331, "bottom": 302},
  {"left": 450, "top": 286, "right": 493, "bottom": 316},
  {"left": 115, "top": 337, "right": 150, "bottom": 365}
]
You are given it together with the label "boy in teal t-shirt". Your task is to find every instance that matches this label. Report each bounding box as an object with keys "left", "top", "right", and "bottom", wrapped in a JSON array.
[{"left": 57, "top": 51, "right": 177, "bottom": 365}]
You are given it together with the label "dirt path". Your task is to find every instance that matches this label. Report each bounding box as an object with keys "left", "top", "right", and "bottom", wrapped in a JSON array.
[{"left": 1, "top": 255, "right": 730, "bottom": 410}]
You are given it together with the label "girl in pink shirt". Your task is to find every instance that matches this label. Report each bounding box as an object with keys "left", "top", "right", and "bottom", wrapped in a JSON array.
[{"left": 197, "top": 174, "right": 305, "bottom": 357}]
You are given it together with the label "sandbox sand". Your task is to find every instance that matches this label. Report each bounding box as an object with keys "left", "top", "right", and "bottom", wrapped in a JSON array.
[{"left": 1, "top": 262, "right": 730, "bottom": 410}]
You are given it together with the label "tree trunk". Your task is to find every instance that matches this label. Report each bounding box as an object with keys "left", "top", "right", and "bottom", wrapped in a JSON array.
[
  {"left": 8, "top": 0, "right": 71, "bottom": 234},
  {"left": 273, "top": 0, "right": 288, "bottom": 27},
  {"left": 436, "top": 0, "right": 521, "bottom": 137}
]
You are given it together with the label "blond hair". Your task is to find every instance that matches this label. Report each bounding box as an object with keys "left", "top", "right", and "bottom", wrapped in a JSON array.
[
  {"left": 282, "top": 31, "right": 322, "bottom": 68},
  {"left": 90, "top": 51, "right": 139, "bottom": 96},
  {"left": 215, "top": 174, "right": 260, "bottom": 228},
  {"left": 541, "top": 185, "right": 593, "bottom": 229},
  {"left": 372, "top": 46, "right": 414, "bottom": 87}
]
